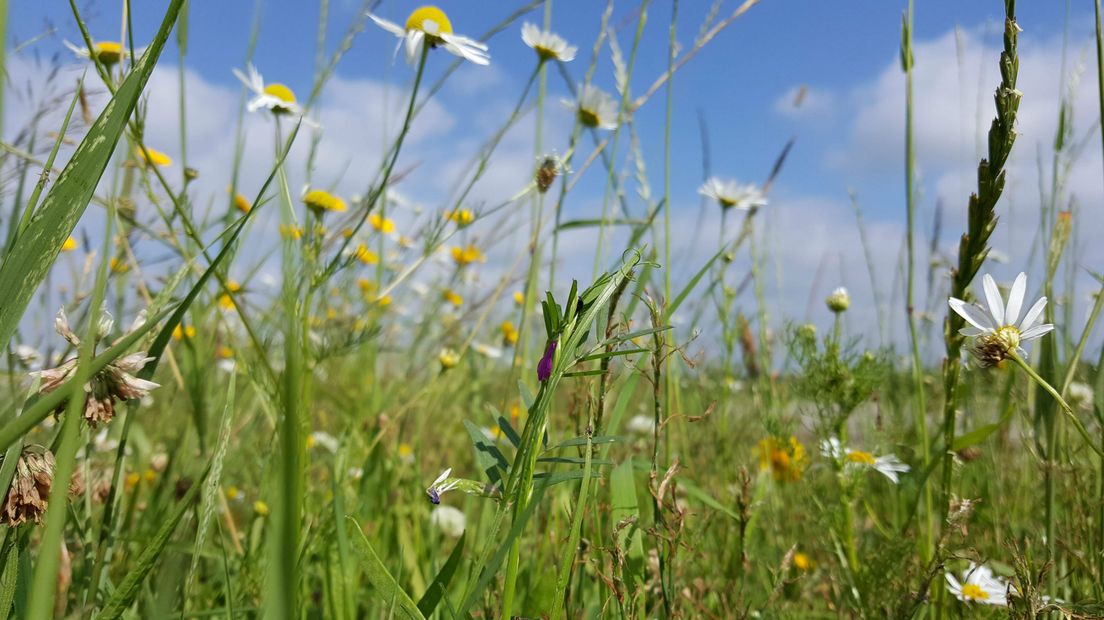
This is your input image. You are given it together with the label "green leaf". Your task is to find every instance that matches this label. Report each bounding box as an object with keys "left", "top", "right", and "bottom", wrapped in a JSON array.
[
  {"left": 0, "top": 0, "right": 187, "bottom": 349},
  {"left": 347, "top": 517, "right": 425, "bottom": 620},
  {"left": 96, "top": 462, "right": 209, "bottom": 619},
  {"left": 550, "top": 435, "right": 621, "bottom": 450},
  {"left": 416, "top": 532, "right": 465, "bottom": 617},
  {"left": 950, "top": 423, "right": 1002, "bottom": 451},
  {"left": 463, "top": 420, "right": 509, "bottom": 486}
]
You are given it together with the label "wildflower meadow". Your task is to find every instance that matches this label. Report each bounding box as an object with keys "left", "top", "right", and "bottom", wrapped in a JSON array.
[{"left": 3, "top": 0, "right": 1104, "bottom": 617}]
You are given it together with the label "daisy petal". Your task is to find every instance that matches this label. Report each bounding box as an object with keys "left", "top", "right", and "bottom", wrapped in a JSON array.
[
  {"left": 958, "top": 326, "right": 987, "bottom": 337},
  {"left": 368, "top": 14, "right": 406, "bottom": 37},
  {"left": 1019, "top": 296, "right": 1047, "bottom": 330},
  {"left": 405, "top": 31, "right": 425, "bottom": 64},
  {"left": 1019, "top": 323, "right": 1054, "bottom": 341},
  {"left": 1004, "top": 272, "right": 1027, "bottom": 325},
  {"left": 949, "top": 298, "right": 995, "bottom": 331},
  {"left": 982, "top": 274, "right": 1005, "bottom": 326}
]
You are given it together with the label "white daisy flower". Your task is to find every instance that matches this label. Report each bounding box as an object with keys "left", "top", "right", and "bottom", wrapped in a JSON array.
[
  {"left": 232, "top": 63, "right": 314, "bottom": 122},
  {"left": 826, "top": 287, "right": 850, "bottom": 313},
  {"left": 821, "top": 437, "right": 910, "bottom": 484},
  {"left": 626, "top": 414, "right": 656, "bottom": 435},
  {"left": 521, "top": 23, "right": 577, "bottom": 62},
  {"left": 473, "top": 343, "right": 503, "bottom": 359},
  {"left": 308, "top": 431, "right": 339, "bottom": 453},
  {"left": 63, "top": 40, "right": 139, "bottom": 66},
  {"left": 430, "top": 505, "right": 467, "bottom": 537},
  {"left": 563, "top": 84, "right": 618, "bottom": 130},
  {"left": 1068, "top": 381, "right": 1094, "bottom": 412},
  {"left": 369, "top": 6, "right": 490, "bottom": 66},
  {"left": 698, "top": 177, "right": 768, "bottom": 211},
  {"left": 948, "top": 272, "right": 1053, "bottom": 366},
  {"left": 945, "top": 563, "right": 1008, "bottom": 606}
]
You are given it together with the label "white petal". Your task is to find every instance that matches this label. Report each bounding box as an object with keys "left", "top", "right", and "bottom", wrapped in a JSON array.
[
  {"left": 1004, "top": 272, "right": 1027, "bottom": 325},
  {"left": 1019, "top": 323, "right": 1054, "bottom": 341},
  {"left": 948, "top": 298, "right": 995, "bottom": 331},
  {"left": 982, "top": 274, "right": 1005, "bottom": 326},
  {"left": 404, "top": 31, "right": 424, "bottom": 64},
  {"left": 1018, "top": 296, "right": 1047, "bottom": 330},
  {"left": 958, "top": 326, "right": 987, "bottom": 337},
  {"left": 368, "top": 14, "right": 406, "bottom": 37}
]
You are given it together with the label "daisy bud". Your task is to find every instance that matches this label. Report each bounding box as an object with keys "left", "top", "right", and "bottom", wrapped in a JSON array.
[{"left": 826, "top": 287, "right": 850, "bottom": 313}]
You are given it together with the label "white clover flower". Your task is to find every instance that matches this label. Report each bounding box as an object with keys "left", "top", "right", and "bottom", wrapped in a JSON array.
[
  {"left": 698, "top": 177, "right": 768, "bottom": 211},
  {"left": 626, "top": 414, "right": 656, "bottom": 435},
  {"left": 821, "top": 438, "right": 910, "bottom": 484},
  {"left": 521, "top": 23, "right": 577, "bottom": 62},
  {"left": 369, "top": 6, "right": 489, "bottom": 66},
  {"left": 948, "top": 272, "right": 1053, "bottom": 366},
  {"left": 563, "top": 85, "right": 618, "bottom": 130},
  {"left": 430, "top": 505, "right": 467, "bottom": 537},
  {"left": 946, "top": 563, "right": 1008, "bottom": 606}
]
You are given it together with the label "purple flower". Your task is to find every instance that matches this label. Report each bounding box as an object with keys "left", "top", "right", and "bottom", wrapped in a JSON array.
[{"left": 537, "top": 339, "right": 557, "bottom": 382}]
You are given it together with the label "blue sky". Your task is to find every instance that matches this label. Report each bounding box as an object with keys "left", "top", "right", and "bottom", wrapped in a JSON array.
[{"left": 6, "top": 1, "right": 1102, "bottom": 353}]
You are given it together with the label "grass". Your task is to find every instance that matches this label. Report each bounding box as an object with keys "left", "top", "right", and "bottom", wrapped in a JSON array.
[{"left": 0, "top": 0, "right": 1103, "bottom": 618}]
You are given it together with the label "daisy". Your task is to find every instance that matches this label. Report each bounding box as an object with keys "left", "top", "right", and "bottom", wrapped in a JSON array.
[
  {"left": 821, "top": 438, "right": 910, "bottom": 484},
  {"left": 948, "top": 272, "right": 1052, "bottom": 366},
  {"left": 232, "top": 63, "right": 311, "bottom": 118},
  {"left": 369, "top": 6, "right": 490, "bottom": 66},
  {"left": 521, "top": 23, "right": 577, "bottom": 62},
  {"left": 698, "top": 177, "right": 768, "bottom": 211},
  {"left": 945, "top": 563, "right": 1008, "bottom": 606},
  {"left": 564, "top": 85, "right": 618, "bottom": 130},
  {"left": 64, "top": 40, "right": 131, "bottom": 66},
  {"left": 826, "top": 287, "right": 850, "bottom": 313}
]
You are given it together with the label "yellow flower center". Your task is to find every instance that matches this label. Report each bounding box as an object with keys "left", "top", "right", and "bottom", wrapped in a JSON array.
[
  {"left": 992, "top": 325, "right": 1021, "bottom": 351},
  {"left": 303, "top": 189, "right": 347, "bottom": 214},
  {"left": 406, "top": 6, "right": 453, "bottom": 36},
  {"left": 847, "top": 450, "right": 876, "bottom": 466},
  {"left": 961, "top": 583, "right": 988, "bottom": 601},
  {"left": 94, "top": 42, "right": 123, "bottom": 65},
  {"left": 793, "top": 552, "right": 811, "bottom": 571},
  {"left": 443, "top": 290, "right": 463, "bottom": 306},
  {"left": 451, "top": 244, "right": 484, "bottom": 266},
  {"left": 233, "top": 193, "right": 251, "bottom": 213},
  {"left": 355, "top": 244, "right": 379, "bottom": 265},
  {"left": 370, "top": 214, "right": 395, "bottom": 234},
  {"left": 62, "top": 237, "right": 78, "bottom": 252},
  {"left": 578, "top": 108, "right": 601, "bottom": 128},
  {"left": 263, "top": 83, "right": 296, "bottom": 104},
  {"left": 398, "top": 443, "right": 414, "bottom": 458}
]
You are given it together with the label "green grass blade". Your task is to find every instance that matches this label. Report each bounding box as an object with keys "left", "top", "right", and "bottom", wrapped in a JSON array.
[
  {"left": 415, "top": 532, "right": 465, "bottom": 617},
  {"left": 347, "top": 517, "right": 425, "bottom": 620}
]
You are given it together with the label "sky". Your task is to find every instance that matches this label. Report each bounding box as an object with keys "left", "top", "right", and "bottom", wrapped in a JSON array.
[{"left": 4, "top": 0, "right": 1102, "bottom": 360}]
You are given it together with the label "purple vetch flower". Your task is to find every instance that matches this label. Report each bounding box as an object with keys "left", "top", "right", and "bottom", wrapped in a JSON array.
[{"left": 537, "top": 339, "right": 557, "bottom": 382}]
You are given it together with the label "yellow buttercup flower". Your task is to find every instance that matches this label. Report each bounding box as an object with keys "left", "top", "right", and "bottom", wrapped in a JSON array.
[
  {"left": 755, "top": 436, "right": 806, "bottom": 483},
  {"left": 501, "top": 320, "right": 518, "bottom": 346},
  {"left": 370, "top": 213, "right": 396, "bottom": 234},
  {"left": 450, "top": 244, "right": 484, "bottom": 267},
  {"left": 62, "top": 237, "right": 78, "bottom": 252},
  {"left": 443, "top": 289, "right": 463, "bottom": 306},
  {"left": 233, "top": 192, "right": 252, "bottom": 213},
  {"left": 135, "top": 146, "right": 172, "bottom": 167},
  {"left": 513, "top": 291, "right": 524, "bottom": 305},
  {"left": 793, "top": 552, "right": 812, "bottom": 572},
  {"left": 303, "top": 189, "right": 347, "bottom": 214},
  {"left": 354, "top": 244, "right": 379, "bottom": 265},
  {"left": 172, "top": 324, "right": 196, "bottom": 341},
  {"left": 446, "top": 208, "right": 475, "bottom": 227}
]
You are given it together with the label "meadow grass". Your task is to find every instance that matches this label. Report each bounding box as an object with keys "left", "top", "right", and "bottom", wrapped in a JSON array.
[{"left": 0, "top": 1, "right": 1103, "bottom": 618}]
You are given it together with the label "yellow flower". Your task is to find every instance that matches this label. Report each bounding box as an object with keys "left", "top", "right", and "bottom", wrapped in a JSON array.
[
  {"left": 846, "top": 450, "right": 876, "bottom": 466},
  {"left": 253, "top": 500, "right": 269, "bottom": 516},
  {"left": 513, "top": 291, "right": 524, "bottom": 305},
  {"left": 398, "top": 235, "right": 415, "bottom": 248},
  {"left": 793, "top": 552, "right": 812, "bottom": 572},
  {"left": 370, "top": 213, "right": 396, "bottom": 234},
  {"left": 226, "top": 486, "right": 240, "bottom": 500},
  {"left": 510, "top": 403, "right": 522, "bottom": 420},
  {"left": 65, "top": 40, "right": 125, "bottom": 65},
  {"left": 501, "top": 320, "right": 519, "bottom": 346},
  {"left": 443, "top": 289, "right": 463, "bottom": 306},
  {"left": 354, "top": 244, "right": 379, "bottom": 265},
  {"left": 398, "top": 442, "right": 414, "bottom": 463},
  {"left": 450, "top": 244, "right": 484, "bottom": 266},
  {"left": 110, "top": 257, "right": 129, "bottom": 273},
  {"left": 217, "top": 346, "right": 233, "bottom": 359},
  {"left": 62, "top": 236, "right": 78, "bottom": 252},
  {"left": 233, "top": 192, "right": 252, "bottom": 213},
  {"left": 279, "top": 224, "right": 304, "bottom": 240},
  {"left": 755, "top": 436, "right": 806, "bottom": 483},
  {"left": 446, "top": 208, "right": 475, "bottom": 226},
  {"left": 143, "top": 469, "right": 156, "bottom": 483},
  {"left": 341, "top": 228, "right": 355, "bottom": 239},
  {"left": 172, "top": 324, "right": 196, "bottom": 341},
  {"left": 135, "top": 146, "right": 172, "bottom": 167},
  {"left": 439, "top": 348, "right": 460, "bottom": 370},
  {"left": 218, "top": 280, "right": 242, "bottom": 310},
  {"left": 358, "top": 279, "right": 392, "bottom": 307},
  {"left": 303, "top": 189, "right": 347, "bottom": 214},
  {"left": 125, "top": 472, "right": 141, "bottom": 490}
]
